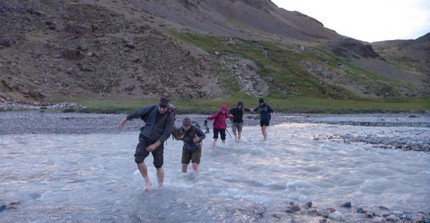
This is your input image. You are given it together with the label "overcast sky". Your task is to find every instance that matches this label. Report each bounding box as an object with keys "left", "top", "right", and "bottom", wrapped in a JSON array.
[{"left": 272, "top": 0, "right": 430, "bottom": 42}]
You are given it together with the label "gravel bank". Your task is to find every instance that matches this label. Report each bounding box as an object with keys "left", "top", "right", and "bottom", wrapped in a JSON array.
[{"left": 2, "top": 111, "right": 429, "bottom": 152}]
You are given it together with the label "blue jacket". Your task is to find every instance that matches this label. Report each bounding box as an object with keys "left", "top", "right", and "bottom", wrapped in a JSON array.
[
  {"left": 253, "top": 104, "right": 274, "bottom": 121},
  {"left": 127, "top": 105, "right": 174, "bottom": 143}
]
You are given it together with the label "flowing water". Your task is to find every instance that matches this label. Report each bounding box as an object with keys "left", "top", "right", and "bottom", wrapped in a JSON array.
[{"left": 1, "top": 113, "right": 429, "bottom": 222}]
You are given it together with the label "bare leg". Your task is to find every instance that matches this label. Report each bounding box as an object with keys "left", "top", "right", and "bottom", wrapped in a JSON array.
[
  {"left": 182, "top": 164, "right": 188, "bottom": 173},
  {"left": 233, "top": 131, "right": 237, "bottom": 139},
  {"left": 213, "top": 138, "right": 218, "bottom": 147},
  {"left": 238, "top": 131, "right": 242, "bottom": 140},
  {"left": 137, "top": 163, "right": 152, "bottom": 191},
  {"left": 156, "top": 167, "right": 164, "bottom": 188},
  {"left": 192, "top": 163, "right": 199, "bottom": 173},
  {"left": 262, "top": 126, "right": 268, "bottom": 141},
  {"left": 222, "top": 140, "right": 225, "bottom": 144}
]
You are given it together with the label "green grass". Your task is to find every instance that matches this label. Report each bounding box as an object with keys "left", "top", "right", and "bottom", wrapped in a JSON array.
[
  {"left": 168, "top": 31, "right": 394, "bottom": 100},
  {"left": 54, "top": 96, "right": 430, "bottom": 114}
]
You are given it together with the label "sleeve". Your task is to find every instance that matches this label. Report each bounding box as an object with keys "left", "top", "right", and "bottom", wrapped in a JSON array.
[
  {"left": 244, "top": 108, "right": 251, "bottom": 112},
  {"left": 126, "top": 105, "right": 152, "bottom": 120},
  {"left": 158, "top": 113, "right": 174, "bottom": 143},
  {"left": 253, "top": 106, "right": 259, "bottom": 112},
  {"left": 227, "top": 114, "right": 233, "bottom": 119},
  {"left": 207, "top": 112, "right": 218, "bottom": 120},
  {"left": 268, "top": 105, "right": 274, "bottom": 113},
  {"left": 194, "top": 127, "right": 206, "bottom": 142},
  {"left": 228, "top": 108, "right": 234, "bottom": 114}
]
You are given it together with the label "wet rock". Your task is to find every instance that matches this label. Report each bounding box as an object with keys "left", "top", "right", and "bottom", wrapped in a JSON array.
[
  {"left": 0, "top": 204, "right": 6, "bottom": 212},
  {"left": 328, "top": 210, "right": 344, "bottom": 221},
  {"left": 356, "top": 208, "right": 365, "bottom": 213},
  {"left": 385, "top": 214, "right": 399, "bottom": 221},
  {"left": 365, "top": 211, "right": 375, "bottom": 218},
  {"left": 341, "top": 202, "right": 352, "bottom": 208},
  {"left": 306, "top": 201, "right": 313, "bottom": 208},
  {"left": 400, "top": 214, "right": 412, "bottom": 221},
  {"left": 319, "top": 209, "right": 332, "bottom": 217},
  {"left": 291, "top": 205, "right": 301, "bottom": 212}
]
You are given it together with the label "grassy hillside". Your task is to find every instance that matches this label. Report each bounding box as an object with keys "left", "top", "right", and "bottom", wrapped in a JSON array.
[
  {"left": 53, "top": 30, "right": 429, "bottom": 114},
  {"left": 168, "top": 31, "right": 417, "bottom": 99}
]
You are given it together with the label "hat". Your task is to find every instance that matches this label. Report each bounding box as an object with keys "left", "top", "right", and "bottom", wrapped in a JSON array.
[
  {"left": 259, "top": 98, "right": 264, "bottom": 103},
  {"left": 182, "top": 117, "right": 192, "bottom": 126},
  {"left": 159, "top": 95, "right": 170, "bottom": 107},
  {"left": 237, "top": 101, "right": 243, "bottom": 107},
  {"left": 221, "top": 105, "right": 228, "bottom": 111}
]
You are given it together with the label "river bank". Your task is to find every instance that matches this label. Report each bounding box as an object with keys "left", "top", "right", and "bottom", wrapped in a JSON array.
[{"left": 1, "top": 111, "right": 429, "bottom": 152}]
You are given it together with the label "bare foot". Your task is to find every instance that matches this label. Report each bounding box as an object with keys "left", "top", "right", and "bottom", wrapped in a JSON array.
[{"left": 144, "top": 180, "right": 152, "bottom": 192}]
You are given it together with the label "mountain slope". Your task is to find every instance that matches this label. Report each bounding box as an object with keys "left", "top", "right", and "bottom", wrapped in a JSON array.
[
  {"left": 126, "top": 0, "right": 341, "bottom": 43},
  {"left": 0, "top": 0, "right": 428, "bottom": 106},
  {"left": 372, "top": 33, "right": 430, "bottom": 77}
]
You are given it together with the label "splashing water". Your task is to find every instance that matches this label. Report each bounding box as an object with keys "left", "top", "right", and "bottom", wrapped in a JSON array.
[{"left": 1, "top": 115, "right": 429, "bottom": 222}]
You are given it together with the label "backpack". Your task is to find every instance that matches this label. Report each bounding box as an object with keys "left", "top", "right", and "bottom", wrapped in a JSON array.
[
  {"left": 169, "top": 104, "right": 178, "bottom": 121},
  {"left": 213, "top": 111, "right": 227, "bottom": 128}
]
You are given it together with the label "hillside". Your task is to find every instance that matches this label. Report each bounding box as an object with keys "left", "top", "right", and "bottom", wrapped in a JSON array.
[
  {"left": 0, "top": 0, "right": 428, "bottom": 107},
  {"left": 372, "top": 33, "right": 430, "bottom": 79}
]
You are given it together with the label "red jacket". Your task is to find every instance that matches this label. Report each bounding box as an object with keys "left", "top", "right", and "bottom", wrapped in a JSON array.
[{"left": 207, "top": 111, "right": 232, "bottom": 129}]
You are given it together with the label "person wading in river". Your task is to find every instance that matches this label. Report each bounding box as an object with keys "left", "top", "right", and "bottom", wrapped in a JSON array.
[
  {"left": 207, "top": 105, "right": 232, "bottom": 147},
  {"left": 174, "top": 117, "right": 206, "bottom": 174},
  {"left": 118, "top": 95, "right": 174, "bottom": 191},
  {"left": 228, "top": 101, "right": 251, "bottom": 141},
  {"left": 253, "top": 98, "right": 275, "bottom": 141}
]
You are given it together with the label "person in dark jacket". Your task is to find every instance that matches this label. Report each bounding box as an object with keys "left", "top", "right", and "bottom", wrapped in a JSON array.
[
  {"left": 228, "top": 101, "right": 251, "bottom": 140},
  {"left": 207, "top": 105, "right": 232, "bottom": 146},
  {"left": 253, "top": 98, "right": 275, "bottom": 141},
  {"left": 176, "top": 117, "right": 206, "bottom": 174},
  {"left": 118, "top": 95, "right": 174, "bottom": 191}
]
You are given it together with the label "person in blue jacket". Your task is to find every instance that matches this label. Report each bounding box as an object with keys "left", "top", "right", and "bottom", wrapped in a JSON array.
[{"left": 253, "top": 98, "right": 275, "bottom": 141}]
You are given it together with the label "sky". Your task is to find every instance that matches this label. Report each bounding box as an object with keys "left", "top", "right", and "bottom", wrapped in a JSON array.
[{"left": 271, "top": 0, "right": 430, "bottom": 42}]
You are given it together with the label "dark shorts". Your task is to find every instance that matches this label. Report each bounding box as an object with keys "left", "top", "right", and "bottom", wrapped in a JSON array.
[
  {"left": 181, "top": 145, "right": 202, "bottom": 164},
  {"left": 232, "top": 122, "right": 243, "bottom": 132},
  {"left": 213, "top": 128, "right": 226, "bottom": 140},
  {"left": 134, "top": 135, "right": 164, "bottom": 168},
  {"left": 260, "top": 120, "right": 270, "bottom": 127}
]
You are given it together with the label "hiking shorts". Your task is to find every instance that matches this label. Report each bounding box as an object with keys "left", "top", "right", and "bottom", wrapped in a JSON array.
[
  {"left": 260, "top": 120, "right": 270, "bottom": 127},
  {"left": 181, "top": 145, "right": 202, "bottom": 164},
  {"left": 134, "top": 135, "right": 164, "bottom": 168},
  {"left": 232, "top": 122, "right": 243, "bottom": 133},
  {"left": 213, "top": 128, "right": 226, "bottom": 140}
]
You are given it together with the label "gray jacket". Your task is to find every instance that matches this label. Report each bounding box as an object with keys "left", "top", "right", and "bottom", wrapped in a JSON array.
[{"left": 126, "top": 105, "right": 174, "bottom": 143}]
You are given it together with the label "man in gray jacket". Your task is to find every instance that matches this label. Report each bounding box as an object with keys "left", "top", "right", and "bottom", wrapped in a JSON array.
[{"left": 118, "top": 95, "right": 174, "bottom": 191}]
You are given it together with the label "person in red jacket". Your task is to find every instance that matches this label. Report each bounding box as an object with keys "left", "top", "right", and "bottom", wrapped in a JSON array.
[{"left": 207, "top": 105, "right": 232, "bottom": 146}]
